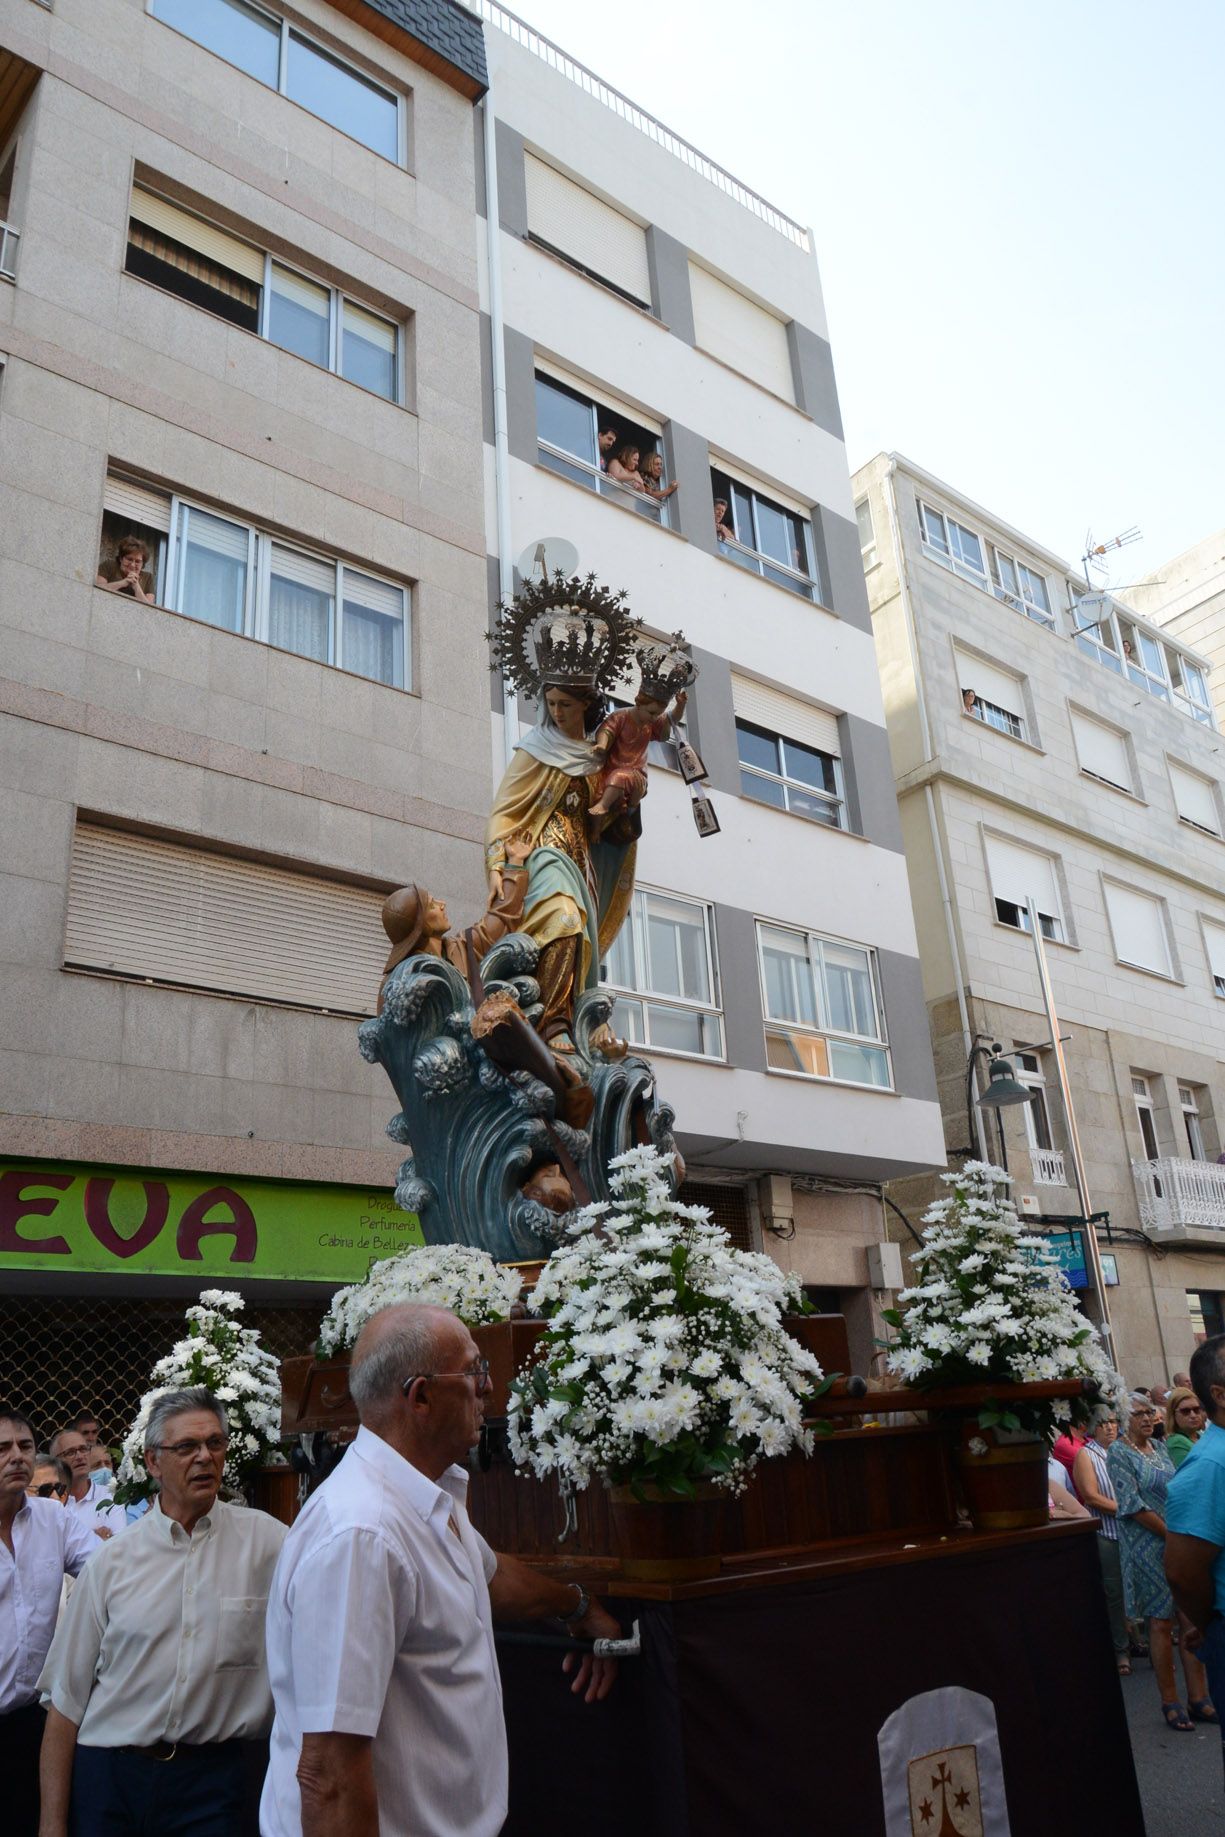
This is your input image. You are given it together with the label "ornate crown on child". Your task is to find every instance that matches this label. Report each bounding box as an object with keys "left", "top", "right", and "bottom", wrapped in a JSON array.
[
  {"left": 489, "top": 571, "right": 643, "bottom": 700},
  {"left": 636, "top": 632, "right": 698, "bottom": 703}
]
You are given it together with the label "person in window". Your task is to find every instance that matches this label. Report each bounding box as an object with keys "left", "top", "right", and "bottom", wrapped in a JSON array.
[
  {"left": 606, "top": 445, "right": 646, "bottom": 493},
  {"left": 962, "top": 688, "right": 979, "bottom": 717},
  {"left": 639, "top": 452, "right": 677, "bottom": 504},
  {"left": 95, "top": 535, "right": 154, "bottom": 602},
  {"left": 713, "top": 497, "right": 735, "bottom": 543},
  {"left": 597, "top": 427, "right": 618, "bottom": 472}
]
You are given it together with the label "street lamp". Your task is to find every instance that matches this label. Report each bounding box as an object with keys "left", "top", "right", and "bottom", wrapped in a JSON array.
[{"left": 966, "top": 1041, "right": 1034, "bottom": 1171}]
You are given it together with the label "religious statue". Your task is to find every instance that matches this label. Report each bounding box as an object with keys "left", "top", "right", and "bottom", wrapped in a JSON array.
[
  {"left": 587, "top": 642, "right": 696, "bottom": 844},
  {"left": 377, "top": 829, "right": 534, "bottom": 1011}
]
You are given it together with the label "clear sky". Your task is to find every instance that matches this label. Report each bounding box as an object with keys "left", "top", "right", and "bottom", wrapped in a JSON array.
[{"left": 492, "top": 0, "right": 1224, "bottom": 592}]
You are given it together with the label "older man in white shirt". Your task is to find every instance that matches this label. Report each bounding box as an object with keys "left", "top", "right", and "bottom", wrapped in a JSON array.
[
  {"left": 262, "top": 1302, "right": 620, "bottom": 1837},
  {"left": 48, "top": 1428, "right": 124, "bottom": 1541},
  {"left": 38, "top": 1386, "right": 286, "bottom": 1837},
  {"left": 0, "top": 1407, "right": 99, "bottom": 1836}
]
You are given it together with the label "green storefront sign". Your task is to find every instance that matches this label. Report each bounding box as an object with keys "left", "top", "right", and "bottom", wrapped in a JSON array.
[{"left": 0, "top": 1160, "right": 423, "bottom": 1285}]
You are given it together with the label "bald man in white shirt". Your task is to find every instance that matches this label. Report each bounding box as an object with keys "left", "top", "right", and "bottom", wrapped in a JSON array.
[
  {"left": 262, "top": 1303, "right": 620, "bottom": 1837},
  {"left": 0, "top": 1408, "right": 99, "bottom": 1836}
]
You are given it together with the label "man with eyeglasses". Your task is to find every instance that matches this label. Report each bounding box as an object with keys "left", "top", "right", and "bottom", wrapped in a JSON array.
[
  {"left": 38, "top": 1386, "right": 286, "bottom": 1836},
  {"left": 48, "top": 1428, "right": 124, "bottom": 1542},
  {"left": 0, "top": 1409, "right": 100, "bottom": 1837},
  {"left": 262, "top": 1302, "right": 620, "bottom": 1837}
]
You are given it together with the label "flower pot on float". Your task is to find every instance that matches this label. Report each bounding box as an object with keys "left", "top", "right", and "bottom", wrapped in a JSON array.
[
  {"left": 954, "top": 1421, "right": 1048, "bottom": 1531},
  {"left": 607, "top": 1481, "right": 729, "bottom": 1584}
]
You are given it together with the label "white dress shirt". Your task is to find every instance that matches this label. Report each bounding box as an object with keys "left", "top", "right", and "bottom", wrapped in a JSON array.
[
  {"left": 40, "top": 1498, "right": 286, "bottom": 1745},
  {"left": 0, "top": 1496, "right": 99, "bottom": 1713},
  {"left": 64, "top": 1475, "right": 126, "bottom": 1538},
  {"left": 261, "top": 1427, "right": 507, "bottom": 1837}
]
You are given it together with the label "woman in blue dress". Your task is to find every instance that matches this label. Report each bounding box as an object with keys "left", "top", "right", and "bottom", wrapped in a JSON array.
[{"left": 1108, "top": 1391, "right": 1215, "bottom": 1730}]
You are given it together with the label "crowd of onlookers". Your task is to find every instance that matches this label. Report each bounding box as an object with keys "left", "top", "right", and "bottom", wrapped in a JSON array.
[{"left": 597, "top": 424, "right": 678, "bottom": 505}]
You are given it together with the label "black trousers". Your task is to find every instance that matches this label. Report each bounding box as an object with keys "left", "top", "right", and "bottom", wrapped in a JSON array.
[
  {"left": 70, "top": 1740, "right": 246, "bottom": 1837},
  {"left": 0, "top": 1700, "right": 46, "bottom": 1837}
]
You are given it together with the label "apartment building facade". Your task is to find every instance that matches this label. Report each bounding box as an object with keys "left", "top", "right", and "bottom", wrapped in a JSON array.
[
  {"left": 0, "top": 0, "right": 491, "bottom": 1424},
  {"left": 476, "top": 8, "right": 945, "bottom": 1371},
  {"left": 1128, "top": 529, "right": 1225, "bottom": 727},
  {"left": 855, "top": 452, "right": 1225, "bottom": 1384}
]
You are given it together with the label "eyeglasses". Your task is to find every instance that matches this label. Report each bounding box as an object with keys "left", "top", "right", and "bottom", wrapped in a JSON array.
[
  {"left": 402, "top": 1359, "right": 492, "bottom": 1396},
  {"left": 1176, "top": 1404, "right": 1205, "bottom": 1416},
  {"left": 152, "top": 1436, "right": 229, "bottom": 1459},
  {"left": 33, "top": 1482, "right": 68, "bottom": 1498}
]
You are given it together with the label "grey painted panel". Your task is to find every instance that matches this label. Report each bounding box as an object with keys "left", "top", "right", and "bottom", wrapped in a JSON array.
[
  {"left": 494, "top": 118, "right": 528, "bottom": 239},
  {"left": 502, "top": 324, "right": 538, "bottom": 467},
  {"left": 878, "top": 948, "right": 939, "bottom": 1103},
  {"left": 478, "top": 310, "right": 494, "bottom": 446},
  {"left": 486, "top": 553, "right": 502, "bottom": 713},
  {"left": 713, "top": 902, "right": 768, "bottom": 1074},
  {"left": 813, "top": 505, "right": 872, "bottom": 635},
  {"left": 666, "top": 421, "right": 716, "bottom": 553},
  {"left": 645, "top": 226, "right": 695, "bottom": 343},
  {"left": 839, "top": 713, "right": 903, "bottom": 853},
  {"left": 688, "top": 647, "right": 740, "bottom": 798},
  {"left": 473, "top": 106, "right": 486, "bottom": 220},
  {"left": 786, "top": 321, "right": 844, "bottom": 440}
]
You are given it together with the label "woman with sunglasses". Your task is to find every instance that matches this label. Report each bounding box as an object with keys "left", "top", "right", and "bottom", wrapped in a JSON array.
[
  {"left": 1165, "top": 1387, "right": 1206, "bottom": 1469},
  {"left": 1108, "top": 1391, "right": 1215, "bottom": 1730}
]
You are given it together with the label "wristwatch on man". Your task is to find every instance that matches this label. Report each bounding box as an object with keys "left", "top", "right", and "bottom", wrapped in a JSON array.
[{"left": 561, "top": 1582, "right": 591, "bottom": 1630}]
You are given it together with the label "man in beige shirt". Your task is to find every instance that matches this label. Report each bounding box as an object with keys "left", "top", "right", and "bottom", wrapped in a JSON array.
[{"left": 38, "top": 1386, "right": 286, "bottom": 1836}]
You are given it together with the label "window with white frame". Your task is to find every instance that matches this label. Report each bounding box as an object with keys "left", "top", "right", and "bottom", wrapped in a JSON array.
[
  {"left": 0, "top": 143, "right": 18, "bottom": 280},
  {"left": 918, "top": 501, "right": 987, "bottom": 585},
  {"left": 1168, "top": 760, "right": 1221, "bottom": 836},
  {"left": 710, "top": 466, "right": 818, "bottom": 600},
  {"left": 856, "top": 498, "right": 877, "bottom": 570},
  {"left": 1203, "top": 920, "right": 1225, "bottom": 999},
  {"left": 1179, "top": 1084, "right": 1207, "bottom": 1160},
  {"left": 1104, "top": 882, "right": 1174, "bottom": 979},
  {"left": 987, "top": 546, "right": 1053, "bottom": 625},
  {"left": 601, "top": 890, "right": 723, "bottom": 1059},
  {"left": 955, "top": 651, "right": 1028, "bottom": 742},
  {"left": 125, "top": 188, "right": 402, "bottom": 401},
  {"left": 1069, "top": 709, "right": 1132, "bottom": 793},
  {"left": 150, "top": 0, "right": 402, "bottom": 162},
  {"left": 1015, "top": 1051, "right": 1056, "bottom": 1154},
  {"left": 98, "top": 475, "right": 409, "bottom": 688},
  {"left": 757, "top": 922, "right": 891, "bottom": 1088},
  {"left": 534, "top": 370, "right": 671, "bottom": 525},
  {"left": 1132, "top": 1074, "right": 1161, "bottom": 1160},
  {"left": 1072, "top": 592, "right": 1215, "bottom": 727},
  {"left": 732, "top": 678, "right": 844, "bottom": 829},
  {"left": 984, "top": 836, "right": 1065, "bottom": 941}
]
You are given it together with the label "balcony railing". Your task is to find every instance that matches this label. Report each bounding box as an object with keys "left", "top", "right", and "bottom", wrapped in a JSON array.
[
  {"left": 1031, "top": 1147, "right": 1067, "bottom": 1187},
  {"left": 473, "top": 2, "right": 811, "bottom": 251},
  {"left": 1133, "top": 1157, "right": 1225, "bottom": 1232},
  {"left": 538, "top": 443, "right": 669, "bottom": 524},
  {"left": 717, "top": 536, "right": 817, "bottom": 602},
  {"left": 0, "top": 221, "right": 18, "bottom": 280}
]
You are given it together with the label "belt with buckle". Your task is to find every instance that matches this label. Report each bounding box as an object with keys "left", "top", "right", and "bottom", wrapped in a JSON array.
[{"left": 120, "top": 1740, "right": 181, "bottom": 1762}]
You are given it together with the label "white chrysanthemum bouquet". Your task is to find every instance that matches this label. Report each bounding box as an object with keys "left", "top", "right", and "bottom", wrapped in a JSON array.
[
  {"left": 883, "top": 1162, "right": 1121, "bottom": 1436},
  {"left": 508, "top": 1146, "right": 825, "bottom": 1496},
  {"left": 317, "top": 1244, "right": 523, "bottom": 1356},
  {"left": 115, "top": 1290, "right": 283, "bottom": 1504}
]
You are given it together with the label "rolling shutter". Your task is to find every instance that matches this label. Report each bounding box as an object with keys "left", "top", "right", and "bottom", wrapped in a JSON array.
[
  {"left": 689, "top": 263, "right": 794, "bottom": 401},
  {"left": 1103, "top": 883, "right": 1172, "bottom": 976},
  {"left": 129, "top": 186, "right": 265, "bottom": 284},
  {"left": 103, "top": 475, "right": 172, "bottom": 533},
  {"left": 1070, "top": 711, "right": 1130, "bottom": 789},
  {"left": 1169, "top": 762, "right": 1220, "bottom": 834},
  {"left": 524, "top": 155, "right": 650, "bottom": 304},
  {"left": 984, "top": 836, "right": 1061, "bottom": 921},
  {"left": 65, "top": 824, "right": 387, "bottom": 1016},
  {"left": 732, "top": 675, "right": 840, "bottom": 756},
  {"left": 953, "top": 651, "right": 1024, "bottom": 722}
]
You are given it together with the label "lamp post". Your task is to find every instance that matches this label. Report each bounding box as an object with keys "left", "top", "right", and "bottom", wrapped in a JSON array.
[{"left": 965, "top": 1039, "right": 1035, "bottom": 1169}]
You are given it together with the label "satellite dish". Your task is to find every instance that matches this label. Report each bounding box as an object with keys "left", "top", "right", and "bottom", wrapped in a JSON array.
[{"left": 516, "top": 536, "right": 579, "bottom": 583}]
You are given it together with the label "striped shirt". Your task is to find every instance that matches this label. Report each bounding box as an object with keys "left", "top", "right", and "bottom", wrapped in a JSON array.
[{"left": 1081, "top": 1438, "right": 1120, "bottom": 1540}]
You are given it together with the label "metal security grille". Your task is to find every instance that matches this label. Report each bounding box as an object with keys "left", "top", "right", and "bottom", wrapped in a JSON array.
[
  {"left": 680, "top": 1181, "right": 756, "bottom": 1253},
  {"left": 0, "top": 1296, "right": 321, "bottom": 1449}
]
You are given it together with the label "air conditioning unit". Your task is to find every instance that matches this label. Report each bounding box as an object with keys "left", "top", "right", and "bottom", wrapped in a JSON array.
[{"left": 1017, "top": 1193, "right": 1042, "bottom": 1217}]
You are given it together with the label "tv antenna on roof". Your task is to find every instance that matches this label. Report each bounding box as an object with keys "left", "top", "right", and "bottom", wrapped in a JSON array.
[{"left": 1082, "top": 526, "right": 1141, "bottom": 584}]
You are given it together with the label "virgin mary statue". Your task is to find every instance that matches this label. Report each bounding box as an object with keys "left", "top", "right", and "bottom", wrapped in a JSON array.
[{"left": 485, "top": 680, "right": 636, "bottom": 1051}]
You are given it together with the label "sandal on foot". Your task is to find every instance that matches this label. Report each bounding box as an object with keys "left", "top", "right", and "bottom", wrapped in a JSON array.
[
  {"left": 1117, "top": 1659, "right": 1132, "bottom": 1677},
  {"left": 1189, "top": 1699, "right": 1219, "bottom": 1723},
  {"left": 1161, "top": 1702, "right": 1194, "bottom": 1731}
]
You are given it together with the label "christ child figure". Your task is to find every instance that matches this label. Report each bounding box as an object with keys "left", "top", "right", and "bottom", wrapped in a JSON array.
[{"left": 588, "top": 687, "right": 686, "bottom": 840}]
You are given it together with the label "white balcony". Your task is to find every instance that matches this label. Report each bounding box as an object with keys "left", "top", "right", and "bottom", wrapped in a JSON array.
[
  {"left": 0, "top": 221, "right": 18, "bottom": 280},
  {"left": 1133, "top": 1158, "right": 1225, "bottom": 1233},
  {"left": 1031, "top": 1147, "right": 1067, "bottom": 1187}
]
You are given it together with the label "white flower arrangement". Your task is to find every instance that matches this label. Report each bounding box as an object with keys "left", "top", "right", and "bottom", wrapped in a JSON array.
[
  {"left": 883, "top": 1162, "right": 1123, "bottom": 1437},
  {"left": 317, "top": 1244, "right": 523, "bottom": 1356},
  {"left": 508, "top": 1146, "right": 824, "bottom": 1497},
  {"left": 114, "top": 1290, "right": 283, "bottom": 1504}
]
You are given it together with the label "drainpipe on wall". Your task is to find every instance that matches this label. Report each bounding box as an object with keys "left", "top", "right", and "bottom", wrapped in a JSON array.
[
  {"left": 481, "top": 93, "right": 519, "bottom": 768},
  {"left": 881, "top": 458, "right": 982, "bottom": 1160}
]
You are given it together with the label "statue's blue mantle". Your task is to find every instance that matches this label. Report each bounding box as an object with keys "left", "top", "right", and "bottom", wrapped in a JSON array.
[{"left": 358, "top": 933, "right": 677, "bottom": 1262}]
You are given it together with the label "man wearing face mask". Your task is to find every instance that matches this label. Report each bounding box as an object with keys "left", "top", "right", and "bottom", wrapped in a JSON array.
[{"left": 0, "top": 1409, "right": 99, "bottom": 1837}]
